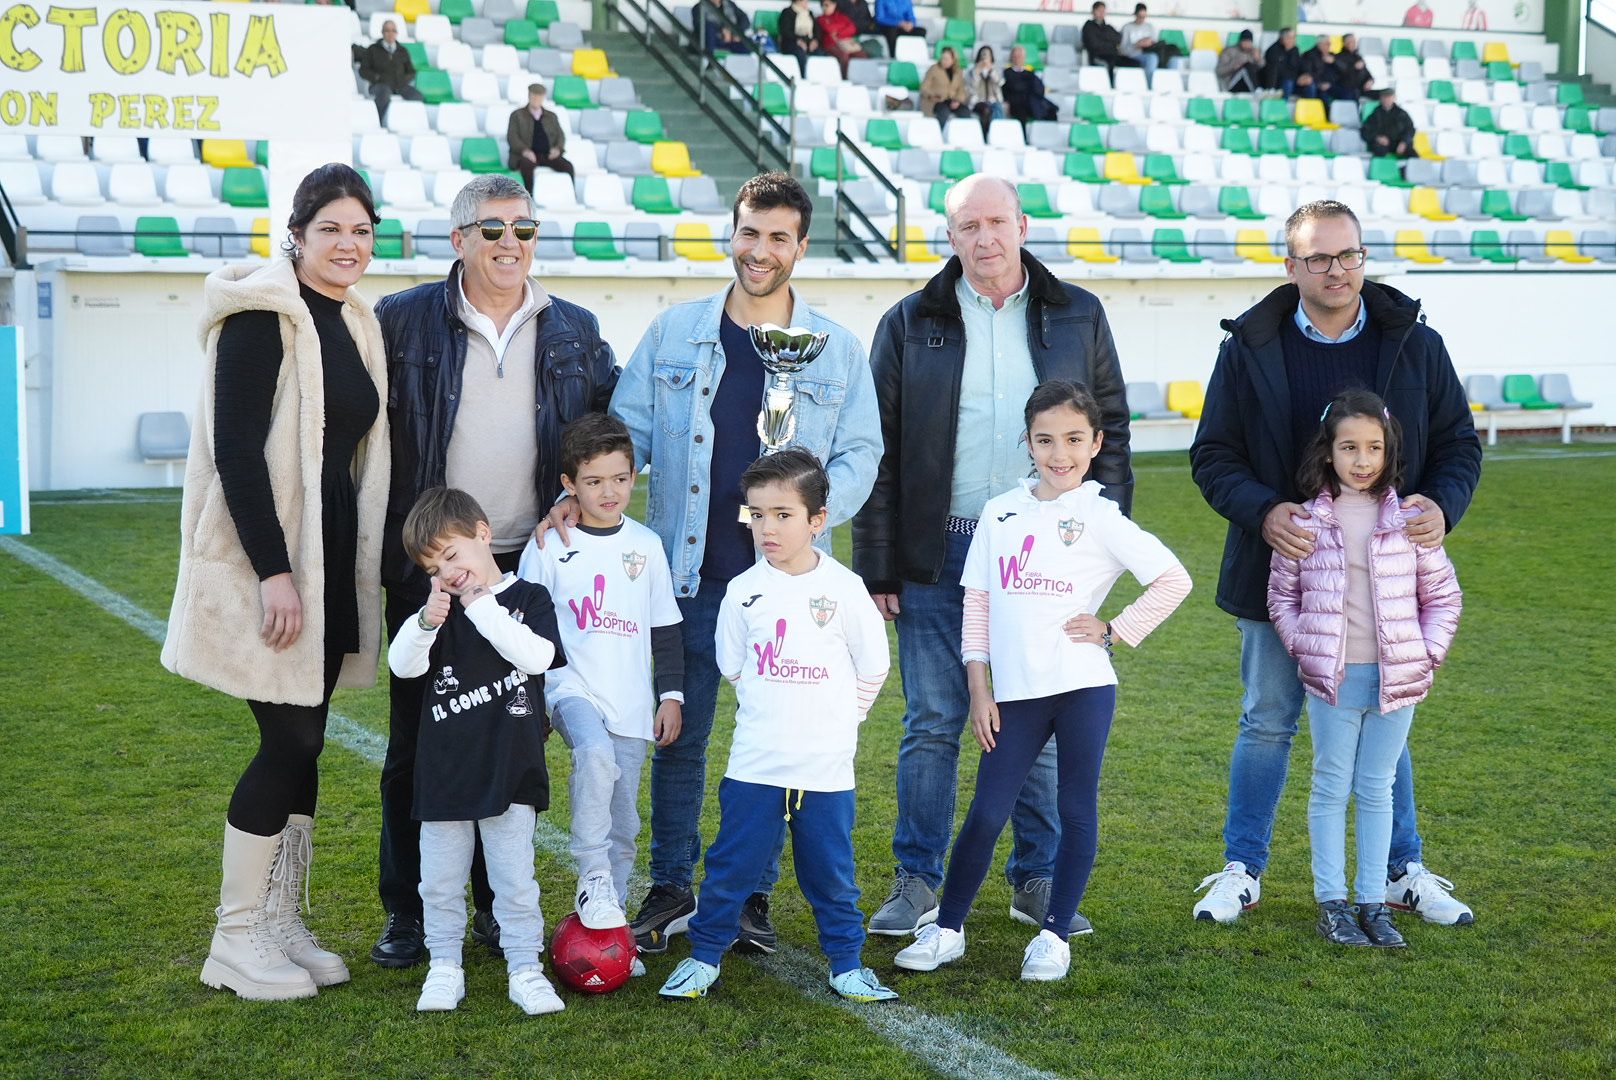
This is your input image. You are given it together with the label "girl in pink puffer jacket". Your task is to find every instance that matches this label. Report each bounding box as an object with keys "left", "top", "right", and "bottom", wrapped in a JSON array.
[{"left": 1268, "top": 389, "right": 1462, "bottom": 951}]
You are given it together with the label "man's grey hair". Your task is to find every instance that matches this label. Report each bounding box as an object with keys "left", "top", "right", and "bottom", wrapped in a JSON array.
[{"left": 450, "top": 174, "right": 534, "bottom": 230}]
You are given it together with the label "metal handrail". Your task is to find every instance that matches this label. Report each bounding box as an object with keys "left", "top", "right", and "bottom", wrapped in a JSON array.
[
  {"left": 0, "top": 180, "right": 25, "bottom": 269},
  {"left": 832, "top": 123, "right": 906, "bottom": 262}
]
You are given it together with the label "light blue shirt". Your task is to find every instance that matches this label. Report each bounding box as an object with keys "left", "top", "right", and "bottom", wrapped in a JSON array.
[
  {"left": 1294, "top": 296, "right": 1367, "bottom": 343},
  {"left": 949, "top": 273, "right": 1038, "bottom": 520}
]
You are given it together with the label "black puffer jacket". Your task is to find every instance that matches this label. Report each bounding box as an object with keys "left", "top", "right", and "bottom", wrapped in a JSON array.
[
  {"left": 1190, "top": 280, "right": 1482, "bottom": 621},
  {"left": 375, "top": 262, "right": 617, "bottom": 596},
  {"left": 852, "top": 250, "right": 1133, "bottom": 594}
]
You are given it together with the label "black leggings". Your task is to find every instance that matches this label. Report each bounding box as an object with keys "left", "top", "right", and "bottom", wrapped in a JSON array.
[{"left": 227, "top": 651, "right": 345, "bottom": 837}]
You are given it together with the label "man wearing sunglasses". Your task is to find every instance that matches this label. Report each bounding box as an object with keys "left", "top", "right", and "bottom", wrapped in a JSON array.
[
  {"left": 1189, "top": 200, "right": 1482, "bottom": 929},
  {"left": 368, "top": 174, "right": 619, "bottom": 968}
]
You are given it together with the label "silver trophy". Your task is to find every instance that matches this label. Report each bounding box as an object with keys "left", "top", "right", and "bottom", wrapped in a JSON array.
[{"left": 739, "top": 323, "right": 829, "bottom": 522}]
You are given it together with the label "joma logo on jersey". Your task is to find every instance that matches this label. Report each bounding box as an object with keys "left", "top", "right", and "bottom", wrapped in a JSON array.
[
  {"left": 1058, "top": 518, "right": 1083, "bottom": 546},
  {"left": 622, "top": 551, "right": 646, "bottom": 581},
  {"left": 808, "top": 596, "right": 837, "bottom": 628}
]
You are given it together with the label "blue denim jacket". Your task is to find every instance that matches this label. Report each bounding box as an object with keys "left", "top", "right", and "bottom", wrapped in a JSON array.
[{"left": 610, "top": 285, "right": 882, "bottom": 598}]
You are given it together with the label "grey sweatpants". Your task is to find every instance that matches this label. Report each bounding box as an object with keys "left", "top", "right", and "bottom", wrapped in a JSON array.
[
  {"left": 420, "top": 803, "right": 542, "bottom": 969},
  {"left": 549, "top": 696, "right": 648, "bottom": 906}
]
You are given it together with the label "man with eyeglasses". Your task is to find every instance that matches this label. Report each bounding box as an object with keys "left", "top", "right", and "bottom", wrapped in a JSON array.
[
  {"left": 1188, "top": 200, "right": 1482, "bottom": 930},
  {"left": 367, "top": 174, "right": 619, "bottom": 968}
]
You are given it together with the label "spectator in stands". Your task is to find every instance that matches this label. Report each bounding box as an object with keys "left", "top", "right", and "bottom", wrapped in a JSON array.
[
  {"left": 1335, "top": 33, "right": 1375, "bottom": 97},
  {"left": 359, "top": 20, "right": 422, "bottom": 125},
  {"left": 776, "top": 0, "right": 823, "bottom": 76},
  {"left": 1362, "top": 87, "right": 1416, "bottom": 158},
  {"left": 1263, "top": 26, "right": 1303, "bottom": 97},
  {"left": 368, "top": 174, "right": 618, "bottom": 969},
  {"left": 1402, "top": 0, "right": 1434, "bottom": 28},
  {"left": 966, "top": 45, "right": 1006, "bottom": 135},
  {"left": 699, "top": 0, "right": 750, "bottom": 55},
  {"left": 874, "top": 0, "right": 926, "bottom": 57},
  {"left": 167, "top": 163, "right": 388, "bottom": 1002},
  {"left": 842, "top": 0, "right": 878, "bottom": 36},
  {"left": 922, "top": 46, "right": 972, "bottom": 125},
  {"left": 1188, "top": 198, "right": 1482, "bottom": 932},
  {"left": 1118, "top": 4, "right": 1179, "bottom": 89},
  {"left": 1003, "top": 46, "right": 1058, "bottom": 128},
  {"left": 855, "top": 174, "right": 1133, "bottom": 943},
  {"left": 1216, "top": 29, "right": 1263, "bottom": 94},
  {"left": 1297, "top": 39, "right": 1350, "bottom": 101},
  {"left": 555, "top": 172, "right": 879, "bottom": 958},
  {"left": 816, "top": 0, "right": 868, "bottom": 77},
  {"left": 506, "top": 83, "right": 574, "bottom": 194},
  {"left": 1082, "top": 2, "right": 1139, "bottom": 76}
]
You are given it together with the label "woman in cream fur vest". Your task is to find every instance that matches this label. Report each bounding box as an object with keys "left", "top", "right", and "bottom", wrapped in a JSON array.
[{"left": 163, "top": 164, "right": 389, "bottom": 1001}]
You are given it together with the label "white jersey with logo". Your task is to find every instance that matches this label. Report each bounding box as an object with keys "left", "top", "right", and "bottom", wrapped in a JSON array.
[
  {"left": 962, "top": 478, "right": 1180, "bottom": 702},
  {"left": 717, "top": 552, "right": 889, "bottom": 792},
  {"left": 518, "top": 518, "right": 681, "bottom": 740}
]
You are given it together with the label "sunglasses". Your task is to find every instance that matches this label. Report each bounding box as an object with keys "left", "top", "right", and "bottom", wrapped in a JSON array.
[{"left": 458, "top": 218, "right": 539, "bottom": 242}]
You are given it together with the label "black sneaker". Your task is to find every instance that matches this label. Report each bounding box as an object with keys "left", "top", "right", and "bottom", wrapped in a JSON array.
[
  {"left": 1317, "top": 899, "right": 1373, "bottom": 947},
  {"left": 734, "top": 893, "right": 778, "bottom": 954},
  {"left": 471, "top": 908, "right": 503, "bottom": 958},
  {"left": 630, "top": 883, "right": 696, "bottom": 954},
  {"left": 1356, "top": 903, "right": 1407, "bottom": 948},
  {"left": 369, "top": 912, "right": 425, "bottom": 968}
]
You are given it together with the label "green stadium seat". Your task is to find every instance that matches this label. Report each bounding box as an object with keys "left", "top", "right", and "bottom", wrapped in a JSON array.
[
  {"left": 1295, "top": 33, "right": 1315, "bottom": 53},
  {"left": 1369, "top": 156, "right": 1414, "bottom": 187},
  {"left": 755, "top": 82, "right": 790, "bottom": 115},
  {"left": 525, "top": 0, "right": 560, "bottom": 27},
  {"left": 887, "top": 61, "right": 920, "bottom": 91},
  {"left": 1076, "top": 94, "right": 1115, "bottom": 125},
  {"left": 573, "top": 221, "right": 626, "bottom": 260},
  {"left": 552, "top": 75, "right": 596, "bottom": 110},
  {"left": 1504, "top": 133, "right": 1542, "bottom": 161},
  {"left": 1064, "top": 152, "right": 1104, "bottom": 183},
  {"left": 1557, "top": 83, "right": 1584, "bottom": 107},
  {"left": 1470, "top": 229, "right": 1515, "bottom": 263},
  {"left": 1545, "top": 161, "right": 1589, "bottom": 190},
  {"left": 809, "top": 147, "right": 854, "bottom": 180},
  {"left": 439, "top": 0, "right": 473, "bottom": 23},
  {"left": 1019, "top": 45, "right": 1043, "bottom": 70},
  {"left": 1185, "top": 97, "right": 1221, "bottom": 126},
  {"left": 632, "top": 175, "right": 680, "bottom": 213},
  {"left": 1217, "top": 186, "right": 1264, "bottom": 220},
  {"left": 503, "top": 19, "right": 541, "bottom": 50},
  {"left": 459, "top": 136, "right": 503, "bottom": 172},
  {"left": 220, "top": 166, "right": 268, "bottom": 208},
  {"left": 1068, "top": 123, "right": 1105, "bottom": 153},
  {"left": 416, "top": 69, "right": 455, "bottom": 104},
  {"left": 1016, "top": 23, "right": 1048, "bottom": 49},
  {"left": 1387, "top": 38, "right": 1416, "bottom": 59},
  {"left": 1259, "top": 98, "right": 1295, "bottom": 128},
  {"left": 865, "top": 118, "right": 905, "bottom": 150},
  {"left": 928, "top": 180, "right": 951, "bottom": 214},
  {"left": 1219, "top": 128, "right": 1256, "bottom": 155},
  {"left": 374, "top": 218, "right": 405, "bottom": 259},
  {"left": 1294, "top": 129, "right": 1334, "bottom": 157},
  {"left": 1501, "top": 373, "right": 1557, "bottom": 409},
  {"left": 135, "top": 216, "right": 187, "bottom": 257},
  {"left": 1153, "top": 228, "right": 1202, "bottom": 263},
  {"left": 940, "top": 149, "right": 975, "bottom": 180},
  {"left": 942, "top": 17, "right": 973, "bottom": 44},
  {"left": 624, "top": 110, "right": 665, "bottom": 144},
  {"left": 1480, "top": 189, "right": 1527, "bottom": 221},
  {"left": 1361, "top": 99, "right": 1379, "bottom": 121},
  {"left": 1258, "top": 128, "right": 1292, "bottom": 157},
  {"left": 402, "top": 42, "right": 430, "bottom": 70},
  {"left": 1425, "top": 80, "right": 1456, "bottom": 104},
  {"left": 1563, "top": 105, "right": 1604, "bottom": 135},
  {"left": 1222, "top": 98, "right": 1258, "bottom": 127},
  {"left": 1159, "top": 29, "right": 1188, "bottom": 53},
  {"left": 754, "top": 10, "right": 779, "bottom": 36},
  {"left": 1018, "top": 183, "right": 1060, "bottom": 218},
  {"left": 1142, "top": 153, "right": 1186, "bottom": 184},
  {"left": 1485, "top": 60, "right": 1515, "bottom": 81},
  {"left": 1140, "top": 186, "right": 1184, "bottom": 219},
  {"left": 1450, "top": 40, "right": 1478, "bottom": 62},
  {"left": 254, "top": 140, "right": 268, "bottom": 167},
  {"left": 1465, "top": 105, "right": 1498, "bottom": 132}
]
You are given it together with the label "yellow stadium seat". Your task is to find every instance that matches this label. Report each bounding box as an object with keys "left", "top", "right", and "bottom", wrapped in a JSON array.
[
  {"left": 1235, "top": 229, "right": 1285, "bottom": 263},
  {"left": 571, "top": 48, "right": 611, "bottom": 79},
  {"left": 1413, "top": 131, "right": 1445, "bottom": 161},
  {"left": 1329, "top": 34, "right": 1344, "bottom": 53},
  {"left": 1068, "top": 227, "right": 1119, "bottom": 263},
  {"left": 394, "top": 0, "right": 429, "bottom": 22},
  {"left": 1191, "top": 30, "right": 1221, "bottom": 52},
  {"left": 1394, "top": 229, "right": 1445, "bottom": 264},
  {"left": 672, "top": 224, "right": 726, "bottom": 261},
  {"left": 1103, "top": 151, "right": 1149, "bottom": 185},
  {"left": 250, "top": 217, "right": 269, "bottom": 258},
  {"left": 1409, "top": 187, "right": 1457, "bottom": 222},
  {"left": 1481, "top": 41, "right": 1511, "bottom": 64},
  {"left": 1293, "top": 98, "right": 1337, "bottom": 130},
  {"left": 1545, "top": 230, "right": 1595, "bottom": 264},
  {"left": 1470, "top": 401, "right": 1485, "bottom": 412},
  {"left": 201, "top": 139, "right": 253, "bottom": 169},
  {"left": 649, "top": 140, "right": 701, "bottom": 178},
  {"left": 1165, "top": 380, "right": 1205, "bottom": 420},
  {"left": 890, "top": 225, "right": 941, "bottom": 262}
]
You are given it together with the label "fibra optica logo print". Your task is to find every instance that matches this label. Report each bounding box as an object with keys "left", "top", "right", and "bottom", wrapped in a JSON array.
[
  {"left": 569, "top": 574, "right": 640, "bottom": 638},
  {"left": 753, "top": 618, "right": 830, "bottom": 683},
  {"left": 998, "top": 535, "right": 1073, "bottom": 596}
]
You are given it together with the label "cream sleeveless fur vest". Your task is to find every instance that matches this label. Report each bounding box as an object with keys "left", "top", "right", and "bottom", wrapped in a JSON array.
[{"left": 162, "top": 259, "right": 389, "bottom": 706}]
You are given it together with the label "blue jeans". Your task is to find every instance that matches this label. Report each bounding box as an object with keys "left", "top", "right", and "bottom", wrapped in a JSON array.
[
  {"left": 1307, "top": 665, "right": 1415, "bottom": 903},
  {"left": 892, "top": 531, "right": 1060, "bottom": 890},
  {"left": 1137, "top": 50, "right": 1159, "bottom": 88},
  {"left": 647, "top": 582, "right": 783, "bottom": 893},
  {"left": 1223, "top": 619, "right": 1422, "bottom": 877}
]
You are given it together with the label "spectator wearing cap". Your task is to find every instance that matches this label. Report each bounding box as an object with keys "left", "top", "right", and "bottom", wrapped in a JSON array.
[
  {"left": 1216, "top": 30, "right": 1263, "bottom": 94},
  {"left": 506, "top": 83, "right": 574, "bottom": 193},
  {"left": 1361, "top": 87, "right": 1416, "bottom": 158}
]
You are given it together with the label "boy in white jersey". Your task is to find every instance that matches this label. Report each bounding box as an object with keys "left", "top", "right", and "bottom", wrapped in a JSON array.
[
  {"left": 658, "top": 450, "right": 898, "bottom": 1004},
  {"left": 519, "top": 415, "right": 684, "bottom": 936}
]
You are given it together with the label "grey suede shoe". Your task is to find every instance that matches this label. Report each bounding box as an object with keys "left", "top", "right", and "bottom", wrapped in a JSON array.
[
  {"left": 868, "top": 871, "right": 939, "bottom": 936},
  {"left": 1009, "top": 878, "right": 1096, "bottom": 937}
]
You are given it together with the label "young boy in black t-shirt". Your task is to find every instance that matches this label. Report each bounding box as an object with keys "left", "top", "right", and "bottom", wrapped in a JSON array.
[{"left": 388, "top": 487, "right": 568, "bottom": 1016}]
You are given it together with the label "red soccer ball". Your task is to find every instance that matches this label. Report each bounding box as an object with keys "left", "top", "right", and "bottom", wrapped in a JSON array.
[{"left": 549, "top": 913, "right": 635, "bottom": 994}]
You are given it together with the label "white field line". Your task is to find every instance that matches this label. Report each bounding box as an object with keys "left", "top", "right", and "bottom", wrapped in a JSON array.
[{"left": 0, "top": 535, "right": 1062, "bottom": 1080}]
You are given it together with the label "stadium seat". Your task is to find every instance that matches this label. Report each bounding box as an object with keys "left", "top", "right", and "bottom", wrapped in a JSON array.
[
  {"left": 1126, "top": 381, "right": 1182, "bottom": 419},
  {"left": 580, "top": 173, "right": 627, "bottom": 211},
  {"left": 459, "top": 137, "right": 503, "bottom": 173},
  {"left": 632, "top": 175, "right": 680, "bottom": 213},
  {"left": 891, "top": 224, "right": 940, "bottom": 262},
  {"left": 134, "top": 216, "right": 187, "bottom": 258},
  {"left": 1259, "top": 98, "right": 1296, "bottom": 129},
  {"left": 248, "top": 217, "right": 270, "bottom": 258},
  {"left": 1191, "top": 29, "right": 1222, "bottom": 53},
  {"left": 1103, "top": 151, "right": 1147, "bottom": 184},
  {"left": 1222, "top": 98, "right": 1259, "bottom": 128},
  {"left": 1292, "top": 98, "right": 1335, "bottom": 130},
  {"left": 1467, "top": 229, "right": 1513, "bottom": 264},
  {"left": 1480, "top": 189, "right": 1527, "bottom": 221},
  {"left": 1015, "top": 183, "right": 1057, "bottom": 219},
  {"left": 1063, "top": 153, "right": 1103, "bottom": 184},
  {"left": 1068, "top": 227, "right": 1119, "bottom": 263},
  {"left": 552, "top": 75, "right": 596, "bottom": 110},
  {"left": 1193, "top": 227, "right": 1243, "bottom": 263},
  {"left": 547, "top": 21, "right": 585, "bottom": 49},
  {"left": 76, "top": 214, "right": 128, "bottom": 256},
  {"left": 526, "top": 0, "right": 560, "bottom": 26},
  {"left": 624, "top": 111, "right": 666, "bottom": 145},
  {"left": 1258, "top": 128, "right": 1293, "bottom": 157},
  {"left": 866, "top": 118, "right": 905, "bottom": 150},
  {"left": 1409, "top": 188, "right": 1456, "bottom": 222},
  {"left": 1367, "top": 157, "right": 1414, "bottom": 188},
  {"left": 939, "top": 149, "right": 976, "bottom": 180},
  {"left": 1219, "top": 128, "right": 1256, "bottom": 156},
  {"left": 1140, "top": 186, "right": 1184, "bottom": 219},
  {"left": 201, "top": 140, "right": 253, "bottom": 168},
  {"left": 1393, "top": 229, "right": 1443, "bottom": 264},
  {"left": 394, "top": 0, "right": 429, "bottom": 22},
  {"left": 572, "top": 222, "right": 625, "bottom": 261},
  {"left": 1539, "top": 373, "right": 1592, "bottom": 408},
  {"left": 1184, "top": 97, "right": 1220, "bottom": 126},
  {"left": 1153, "top": 228, "right": 1201, "bottom": 263},
  {"left": 1544, "top": 230, "right": 1595, "bottom": 264},
  {"left": 672, "top": 223, "right": 726, "bottom": 261},
  {"left": 1235, "top": 229, "right": 1284, "bottom": 263},
  {"left": 221, "top": 167, "right": 269, "bottom": 208},
  {"left": 1067, "top": 124, "right": 1106, "bottom": 154},
  {"left": 572, "top": 48, "right": 611, "bottom": 79},
  {"left": 1465, "top": 374, "right": 1519, "bottom": 411},
  {"left": 1076, "top": 95, "right": 1115, "bottom": 125},
  {"left": 0, "top": 162, "right": 44, "bottom": 206},
  {"left": 1500, "top": 373, "right": 1556, "bottom": 409},
  {"left": 1164, "top": 380, "right": 1205, "bottom": 419},
  {"left": 1218, "top": 187, "right": 1265, "bottom": 220},
  {"left": 887, "top": 60, "right": 921, "bottom": 91},
  {"left": 1544, "top": 162, "right": 1588, "bottom": 191},
  {"left": 1142, "top": 154, "right": 1185, "bottom": 185},
  {"left": 105, "top": 163, "right": 162, "bottom": 207}
]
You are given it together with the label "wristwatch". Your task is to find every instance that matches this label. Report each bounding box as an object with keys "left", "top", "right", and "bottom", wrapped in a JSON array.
[{"left": 1100, "top": 621, "right": 1114, "bottom": 655}]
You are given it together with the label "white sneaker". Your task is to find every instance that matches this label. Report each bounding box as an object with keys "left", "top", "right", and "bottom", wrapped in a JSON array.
[
  {"left": 629, "top": 955, "right": 647, "bottom": 978},
  {"left": 508, "top": 964, "right": 565, "bottom": 1015},
  {"left": 1192, "top": 861, "right": 1261, "bottom": 923},
  {"left": 1020, "top": 929, "right": 1071, "bottom": 981},
  {"left": 893, "top": 924, "right": 965, "bottom": 972},
  {"left": 416, "top": 961, "right": 465, "bottom": 1012},
  {"left": 575, "top": 869, "right": 628, "bottom": 930},
  {"left": 1385, "top": 862, "right": 1474, "bottom": 925}
]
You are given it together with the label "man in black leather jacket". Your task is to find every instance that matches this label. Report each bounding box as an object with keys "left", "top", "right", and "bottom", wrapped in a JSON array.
[{"left": 853, "top": 174, "right": 1132, "bottom": 939}]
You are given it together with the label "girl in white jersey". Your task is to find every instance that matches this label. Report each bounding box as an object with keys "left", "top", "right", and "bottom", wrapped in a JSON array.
[{"left": 896, "top": 380, "right": 1193, "bottom": 981}]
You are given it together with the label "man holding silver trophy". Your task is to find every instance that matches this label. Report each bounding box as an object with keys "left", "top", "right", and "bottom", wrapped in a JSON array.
[{"left": 551, "top": 173, "right": 881, "bottom": 955}]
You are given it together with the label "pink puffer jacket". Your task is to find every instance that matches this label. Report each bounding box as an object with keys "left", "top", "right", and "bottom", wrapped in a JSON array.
[{"left": 1267, "top": 488, "right": 1462, "bottom": 712}]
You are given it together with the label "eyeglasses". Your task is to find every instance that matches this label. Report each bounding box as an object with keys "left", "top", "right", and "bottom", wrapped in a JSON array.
[
  {"left": 457, "top": 218, "right": 539, "bottom": 242},
  {"left": 1294, "top": 249, "right": 1367, "bottom": 274}
]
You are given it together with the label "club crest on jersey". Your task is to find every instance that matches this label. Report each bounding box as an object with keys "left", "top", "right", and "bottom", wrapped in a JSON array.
[
  {"left": 808, "top": 596, "right": 837, "bottom": 628},
  {"left": 622, "top": 551, "right": 647, "bottom": 581},
  {"left": 1058, "top": 518, "right": 1083, "bottom": 546}
]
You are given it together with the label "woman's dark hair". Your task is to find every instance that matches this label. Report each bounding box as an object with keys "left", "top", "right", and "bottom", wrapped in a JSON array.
[
  {"left": 282, "top": 163, "right": 380, "bottom": 259},
  {"left": 939, "top": 45, "right": 958, "bottom": 67},
  {"left": 740, "top": 448, "right": 830, "bottom": 516},
  {"left": 975, "top": 45, "right": 995, "bottom": 63},
  {"left": 1023, "top": 379, "right": 1104, "bottom": 435},
  {"left": 1295, "top": 387, "right": 1404, "bottom": 499},
  {"left": 560, "top": 413, "right": 635, "bottom": 480}
]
